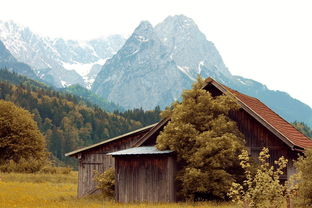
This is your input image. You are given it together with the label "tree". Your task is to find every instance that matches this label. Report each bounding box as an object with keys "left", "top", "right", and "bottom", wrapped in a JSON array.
[
  {"left": 0, "top": 100, "right": 48, "bottom": 164},
  {"left": 156, "top": 76, "right": 245, "bottom": 200}
]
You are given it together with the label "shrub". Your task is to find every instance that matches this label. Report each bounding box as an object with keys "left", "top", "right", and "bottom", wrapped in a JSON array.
[
  {"left": 292, "top": 149, "right": 312, "bottom": 207},
  {"left": 0, "top": 157, "right": 46, "bottom": 173},
  {"left": 228, "top": 148, "right": 289, "bottom": 208},
  {"left": 93, "top": 168, "right": 115, "bottom": 199}
]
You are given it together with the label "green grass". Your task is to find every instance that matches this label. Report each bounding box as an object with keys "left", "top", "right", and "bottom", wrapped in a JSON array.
[{"left": 0, "top": 172, "right": 236, "bottom": 208}]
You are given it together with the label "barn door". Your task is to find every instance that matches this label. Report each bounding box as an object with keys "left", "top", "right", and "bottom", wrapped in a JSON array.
[{"left": 78, "top": 153, "right": 114, "bottom": 197}]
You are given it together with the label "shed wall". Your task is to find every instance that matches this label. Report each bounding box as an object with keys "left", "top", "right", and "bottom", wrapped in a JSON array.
[{"left": 115, "top": 155, "right": 176, "bottom": 203}]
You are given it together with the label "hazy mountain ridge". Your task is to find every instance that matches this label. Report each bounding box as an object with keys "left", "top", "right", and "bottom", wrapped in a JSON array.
[{"left": 0, "top": 20, "right": 126, "bottom": 88}]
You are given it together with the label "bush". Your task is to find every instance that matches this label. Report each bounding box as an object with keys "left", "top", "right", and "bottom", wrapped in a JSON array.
[
  {"left": 0, "top": 157, "right": 72, "bottom": 174},
  {"left": 0, "top": 157, "right": 46, "bottom": 173},
  {"left": 228, "top": 148, "right": 289, "bottom": 208},
  {"left": 292, "top": 149, "right": 312, "bottom": 207},
  {"left": 93, "top": 168, "right": 115, "bottom": 199}
]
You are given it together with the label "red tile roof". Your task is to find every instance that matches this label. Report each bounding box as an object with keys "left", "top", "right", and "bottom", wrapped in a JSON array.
[{"left": 214, "top": 81, "right": 312, "bottom": 150}]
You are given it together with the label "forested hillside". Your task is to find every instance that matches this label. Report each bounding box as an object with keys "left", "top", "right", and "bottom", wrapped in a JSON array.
[
  {"left": 114, "top": 107, "right": 161, "bottom": 126},
  {"left": 0, "top": 70, "right": 146, "bottom": 166},
  {"left": 63, "top": 84, "right": 124, "bottom": 112}
]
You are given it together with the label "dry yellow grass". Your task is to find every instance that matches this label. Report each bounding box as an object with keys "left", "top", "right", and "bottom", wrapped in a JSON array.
[{"left": 0, "top": 172, "right": 236, "bottom": 208}]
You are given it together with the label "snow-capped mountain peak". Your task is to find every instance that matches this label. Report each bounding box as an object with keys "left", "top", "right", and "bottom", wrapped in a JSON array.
[{"left": 0, "top": 20, "right": 126, "bottom": 87}]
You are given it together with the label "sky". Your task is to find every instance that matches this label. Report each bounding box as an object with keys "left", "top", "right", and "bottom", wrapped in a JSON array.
[{"left": 1, "top": 0, "right": 312, "bottom": 107}]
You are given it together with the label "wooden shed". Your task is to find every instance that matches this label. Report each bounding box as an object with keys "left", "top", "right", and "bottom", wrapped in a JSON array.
[
  {"left": 65, "top": 124, "right": 156, "bottom": 197},
  {"left": 66, "top": 77, "right": 312, "bottom": 201},
  {"left": 108, "top": 146, "right": 176, "bottom": 203}
]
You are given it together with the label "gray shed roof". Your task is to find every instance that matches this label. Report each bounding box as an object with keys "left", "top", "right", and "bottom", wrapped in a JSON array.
[
  {"left": 65, "top": 124, "right": 156, "bottom": 157},
  {"left": 108, "top": 146, "right": 174, "bottom": 156}
]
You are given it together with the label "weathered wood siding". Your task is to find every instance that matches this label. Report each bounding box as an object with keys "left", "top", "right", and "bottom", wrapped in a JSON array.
[
  {"left": 77, "top": 129, "right": 149, "bottom": 197},
  {"left": 230, "top": 109, "right": 298, "bottom": 179},
  {"left": 206, "top": 82, "right": 299, "bottom": 179},
  {"left": 115, "top": 155, "right": 176, "bottom": 203}
]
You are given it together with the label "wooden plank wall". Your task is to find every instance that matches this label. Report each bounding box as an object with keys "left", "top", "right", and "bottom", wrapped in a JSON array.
[
  {"left": 207, "top": 83, "right": 298, "bottom": 178},
  {"left": 115, "top": 155, "right": 176, "bottom": 203},
  {"left": 77, "top": 129, "right": 150, "bottom": 198},
  {"left": 230, "top": 109, "right": 298, "bottom": 179}
]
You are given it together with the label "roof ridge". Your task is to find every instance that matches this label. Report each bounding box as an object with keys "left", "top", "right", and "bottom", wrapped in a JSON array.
[
  {"left": 65, "top": 123, "right": 157, "bottom": 157},
  {"left": 224, "top": 84, "right": 311, "bottom": 143}
]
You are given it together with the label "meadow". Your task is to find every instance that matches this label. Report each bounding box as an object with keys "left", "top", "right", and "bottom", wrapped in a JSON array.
[{"left": 0, "top": 172, "right": 236, "bottom": 208}]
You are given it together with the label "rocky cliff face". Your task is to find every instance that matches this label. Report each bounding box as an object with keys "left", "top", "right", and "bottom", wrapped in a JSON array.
[
  {"left": 155, "top": 15, "right": 231, "bottom": 80},
  {"left": 92, "top": 21, "right": 190, "bottom": 109},
  {"left": 92, "top": 15, "right": 234, "bottom": 109}
]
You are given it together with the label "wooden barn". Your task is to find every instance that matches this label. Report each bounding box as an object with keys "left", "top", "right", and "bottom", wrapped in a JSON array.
[{"left": 66, "top": 77, "right": 312, "bottom": 202}]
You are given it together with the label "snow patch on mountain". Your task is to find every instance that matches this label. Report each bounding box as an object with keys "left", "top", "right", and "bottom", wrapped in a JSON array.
[
  {"left": 61, "top": 80, "right": 70, "bottom": 87},
  {"left": 177, "top": 65, "right": 196, "bottom": 81},
  {"left": 62, "top": 58, "right": 108, "bottom": 77}
]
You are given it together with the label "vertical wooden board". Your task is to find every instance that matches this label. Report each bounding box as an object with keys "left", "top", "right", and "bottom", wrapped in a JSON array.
[{"left": 78, "top": 161, "right": 83, "bottom": 197}]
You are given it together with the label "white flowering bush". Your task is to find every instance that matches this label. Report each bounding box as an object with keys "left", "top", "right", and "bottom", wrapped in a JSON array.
[{"left": 228, "top": 148, "right": 289, "bottom": 208}]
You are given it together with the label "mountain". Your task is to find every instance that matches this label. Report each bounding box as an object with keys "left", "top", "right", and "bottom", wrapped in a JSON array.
[
  {"left": 92, "top": 15, "right": 312, "bottom": 127},
  {"left": 0, "top": 39, "right": 38, "bottom": 79},
  {"left": 0, "top": 20, "right": 126, "bottom": 88},
  {"left": 92, "top": 21, "right": 191, "bottom": 109},
  {"left": 92, "top": 15, "right": 234, "bottom": 109}
]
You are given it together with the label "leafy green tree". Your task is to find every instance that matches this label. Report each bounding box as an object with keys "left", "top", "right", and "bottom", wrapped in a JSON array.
[
  {"left": 0, "top": 100, "right": 48, "bottom": 164},
  {"left": 156, "top": 77, "right": 245, "bottom": 200}
]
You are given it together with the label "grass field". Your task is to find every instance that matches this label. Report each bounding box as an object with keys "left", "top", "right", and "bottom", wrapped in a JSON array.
[{"left": 0, "top": 172, "right": 236, "bottom": 208}]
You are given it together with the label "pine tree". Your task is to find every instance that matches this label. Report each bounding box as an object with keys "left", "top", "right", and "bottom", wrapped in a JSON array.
[{"left": 156, "top": 76, "right": 245, "bottom": 200}]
